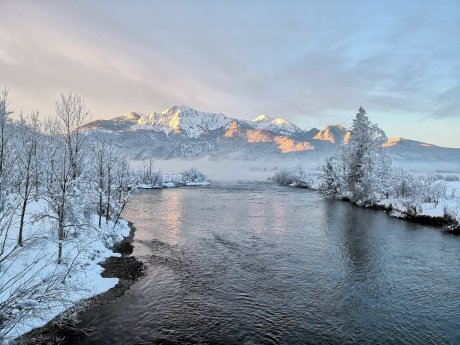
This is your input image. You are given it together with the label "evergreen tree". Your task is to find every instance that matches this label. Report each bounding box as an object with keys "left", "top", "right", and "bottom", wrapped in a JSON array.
[{"left": 322, "top": 107, "right": 392, "bottom": 205}]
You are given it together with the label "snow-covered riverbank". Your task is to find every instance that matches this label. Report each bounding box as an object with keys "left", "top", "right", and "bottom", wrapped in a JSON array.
[
  {"left": 273, "top": 167, "right": 460, "bottom": 233},
  {"left": 0, "top": 178, "right": 210, "bottom": 344},
  {"left": 0, "top": 199, "right": 131, "bottom": 344}
]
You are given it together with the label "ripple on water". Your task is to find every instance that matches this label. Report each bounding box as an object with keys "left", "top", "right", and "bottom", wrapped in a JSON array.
[{"left": 67, "top": 182, "right": 460, "bottom": 345}]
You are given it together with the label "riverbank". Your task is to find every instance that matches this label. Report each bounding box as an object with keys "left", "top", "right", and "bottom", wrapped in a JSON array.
[
  {"left": 273, "top": 169, "right": 460, "bottom": 234},
  {"left": 0, "top": 197, "right": 138, "bottom": 344},
  {"left": 15, "top": 222, "right": 145, "bottom": 345},
  {"left": 138, "top": 180, "right": 210, "bottom": 189},
  {"left": 1, "top": 175, "right": 212, "bottom": 344}
]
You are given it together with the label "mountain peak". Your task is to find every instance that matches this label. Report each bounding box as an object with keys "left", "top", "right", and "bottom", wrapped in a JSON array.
[
  {"left": 314, "top": 124, "right": 350, "bottom": 144},
  {"left": 253, "top": 114, "right": 274, "bottom": 122},
  {"left": 251, "top": 114, "right": 300, "bottom": 134},
  {"left": 161, "top": 105, "right": 197, "bottom": 115},
  {"left": 272, "top": 118, "right": 289, "bottom": 125},
  {"left": 128, "top": 105, "right": 230, "bottom": 138}
]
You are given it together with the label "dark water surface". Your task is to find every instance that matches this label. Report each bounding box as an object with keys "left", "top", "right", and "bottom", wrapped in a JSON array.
[{"left": 70, "top": 182, "right": 460, "bottom": 344}]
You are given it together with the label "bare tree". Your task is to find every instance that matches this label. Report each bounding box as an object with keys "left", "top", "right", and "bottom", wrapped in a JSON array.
[
  {"left": 105, "top": 143, "right": 116, "bottom": 224},
  {"left": 0, "top": 88, "right": 13, "bottom": 212},
  {"left": 115, "top": 156, "right": 131, "bottom": 204},
  {"left": 95, "top": 139, "right": 106, "bottom": 228},
  {"left": 92, "top": 140, "right": 132, "bottom": 228},
  {"left": 13, "top": 113, "right": 41, "bottom": 246},
  {"left": 43, "top": 118, "right": 74, "bottom": 264},
  {"left": 142, "top": 156, "right": 162, "bottom": 187},
  {"left": 0, "top": 87, "right": 13, "bottom": 175},
  {"left": 55, "top": 92, "right": 91, "bottom": 179}
]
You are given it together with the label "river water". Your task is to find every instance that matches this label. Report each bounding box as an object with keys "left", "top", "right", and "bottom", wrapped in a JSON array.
[{"left": 68, "top": 182, "right": 460, "bottom": 344}]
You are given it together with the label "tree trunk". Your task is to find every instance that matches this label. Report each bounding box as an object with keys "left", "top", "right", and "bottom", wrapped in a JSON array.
[
  {"left": 57, "top": 203, "right": 65, "bottom": 264},
  {"left": 18, "top": 190, "right": 28, "bottom": 247},
  {"left": 99, "top": 191, "right": 103, "bottom": 228},
  {"left": 106, "top": 181, "right": 111, "bottom": 224}
]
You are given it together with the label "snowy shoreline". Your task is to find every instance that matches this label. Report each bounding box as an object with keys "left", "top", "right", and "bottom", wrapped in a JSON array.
[
  {"left": 0, "top": 181, "right": 210, "bottom": 344},
  {"left": 138, "top": 181, "right": 211, "bottom": 189},
  {"left": 18, "top": 220, "right": 145, "bottom": 344},
  {"left": 1, "top": 204, "right": 132, "bottom": 344},
  {"left": 5, "top": 179, "right": 211, "bottom": 344},
  {"left": 275, "top": 175, "right": 460, "bottom": 235}
]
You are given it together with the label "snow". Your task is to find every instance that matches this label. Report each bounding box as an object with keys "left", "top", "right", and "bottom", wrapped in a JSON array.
[
  {"left": 82, "top": 105, "right": 460, "bottom": 169},
  {"left": 274, "top": 167, "right": 460, "bottom": 229},
  {"left": 379, "top": 180, "right": 460, "bottom": 221},
  {"left": 1, "top": 166, "right": 211, "bottom": 343},
  {"left": 135, "top": 169, "right": 210, "bottom": 189},
  {"left": 252, "top": 114, "right": 301, "bottom": 134},
  {"left": 0, "top": 199, "right": 131, "bottom": 343},
  {"left": 183, "top": 181, "right": 211, "bottom": 186},
  {"left": 131, "top": 105, "right": 232, "bottom": 139},
  {"left": 272, "top": 108, "right": 460, "bottom": 230}
]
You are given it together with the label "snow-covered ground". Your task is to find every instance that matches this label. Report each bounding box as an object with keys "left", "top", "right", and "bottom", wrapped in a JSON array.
[
  {"left": 136, "top": 169, "right": 210, "bottom": 189},
  {"left": 0, "top": 199, "right": 131, "bottom": 344},
  {"left": 273, "top": 167, "right": 460, "bottom": 231},
  {"left": 379, "top": 180, "right": 460, "bottom": 226},
  {"left": 137, "top": 174, "right": 210, "bottom": 189}
]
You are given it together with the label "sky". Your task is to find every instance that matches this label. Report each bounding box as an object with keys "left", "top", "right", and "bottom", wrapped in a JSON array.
[{"left": 1, "top": 0, "right": 459, "bottom": 147}]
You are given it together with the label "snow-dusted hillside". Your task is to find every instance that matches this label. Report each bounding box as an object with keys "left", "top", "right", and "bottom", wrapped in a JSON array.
[{"left": 83, "top": 105, "right": 460, "bottom": 170}]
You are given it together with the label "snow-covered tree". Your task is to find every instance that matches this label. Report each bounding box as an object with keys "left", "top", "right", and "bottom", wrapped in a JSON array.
[
  {"left": 55, "top": 92, "right": 91, "bottom": 179},
  {"left": 92, "top": 139, "right": 132, "bottom": 227},
  {"left": 0, "top": 88, "right": 13, "bottom": 211},
  {"left": 343, "top": 107, "right": 391, "bottom": 203},
  {"left": 141, "top": 157, "right": 162, "bottom": 187},
  {"left": 13, "top": 112, "right": 41, "bottom": 246},
  {"left": 0, "top": 89, "right": 138, "bottom": 341},
  {"left": 43, "top": 118, "right": 75, "bottom": 264},
  {"left": 322, "top": 107, "right": 392, "bottom": 205}
]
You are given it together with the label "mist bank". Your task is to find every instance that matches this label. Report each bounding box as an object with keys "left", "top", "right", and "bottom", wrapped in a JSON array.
[
  {"left": 129, "top": 158, "right": 306, "bottom": 182},
  {"left": 129, "top": 156, "right": 460, "bottom": 183}
]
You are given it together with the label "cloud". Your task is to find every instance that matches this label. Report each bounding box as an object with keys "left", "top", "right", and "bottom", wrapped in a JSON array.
[
  {"left": 427, "top": 83, "right": 460, "bottom": 119},
  {"left": 0, "top": 0, "right": 459, "bottom": 145}
]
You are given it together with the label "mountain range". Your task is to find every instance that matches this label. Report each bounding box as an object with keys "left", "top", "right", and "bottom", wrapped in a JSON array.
[{"left": 83, "top": 105, "right": 460, "bottom": 170}]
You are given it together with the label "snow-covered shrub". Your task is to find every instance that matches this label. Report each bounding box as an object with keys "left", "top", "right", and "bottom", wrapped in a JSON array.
[
  {"left": 391, "top": 168, "right": 418, "bottom": 199},
  {"left": 415, "top": 175, "right": 447, "bottom": 205},
  {"left": 180, "top": 168, "right": 207, "bottom": 183},
  {"left": 273, "top": 169, "right": 298, "bottom": 186},
  {"left": 321, "top": 156, "right": 345, "bottom": 196},
  {"left": 273, "top": 166, "right": 312, "bottom": 188}
]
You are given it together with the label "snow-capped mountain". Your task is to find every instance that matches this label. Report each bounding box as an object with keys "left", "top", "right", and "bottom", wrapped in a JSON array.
[
  {"left": 251, "top": 114, "right": 301, "bottom": 134},
  {"left": 130, "top": 105, "right": 232, "bottom": 138},
  {"left": 83, "top": 105, "right": 460, "bottom": 168}
]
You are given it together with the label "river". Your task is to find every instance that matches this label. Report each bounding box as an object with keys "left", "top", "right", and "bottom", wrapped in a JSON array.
[{"left": 65, "top": 181, "right": 460, "bottom": 344}]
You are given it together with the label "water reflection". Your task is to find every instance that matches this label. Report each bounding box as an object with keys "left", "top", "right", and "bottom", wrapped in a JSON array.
[
  {"left": 66, "top": 182, "right": 460, "bottom": 345},
  {"left": 322, "top": 198, "right": 383, "bottom": 278},
  {"left": 163, "top": 190, "right": 183, "bottom": 245}
]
